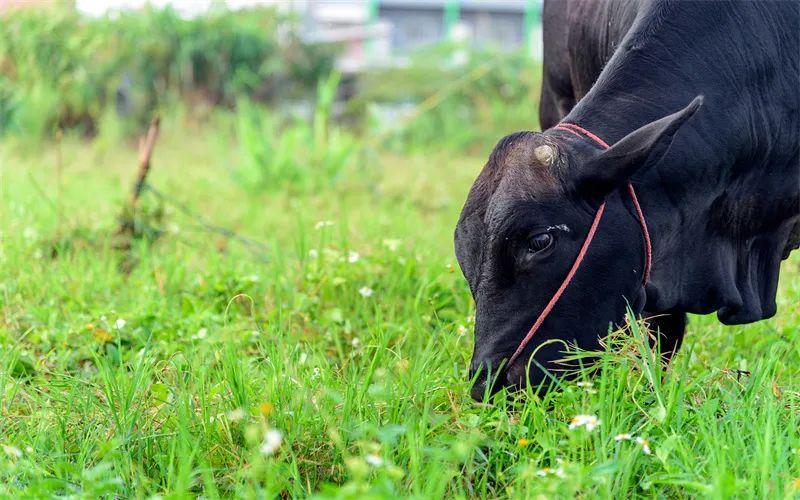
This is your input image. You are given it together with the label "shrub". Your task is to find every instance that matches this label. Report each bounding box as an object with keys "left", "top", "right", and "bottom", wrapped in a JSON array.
[
  {"left": 0, "top": 7, "right": 337, "bottom": 139},
  {"left": 235, "top": 72, "right": 359, "bottom": 192}
]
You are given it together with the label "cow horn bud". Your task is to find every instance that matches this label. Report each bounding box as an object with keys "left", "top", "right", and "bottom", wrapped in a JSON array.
[{"left": 533, "top": 145, "right": 556, "bottom": 165}]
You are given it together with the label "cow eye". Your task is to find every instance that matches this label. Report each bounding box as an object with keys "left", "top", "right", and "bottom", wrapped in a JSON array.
[{"left": 528, "top": 232, "right": 553, "bottom": 253}]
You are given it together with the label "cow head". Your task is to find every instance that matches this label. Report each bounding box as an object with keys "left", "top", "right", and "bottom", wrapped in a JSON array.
[{"left": 455, "top": 98, "right": 702, "bottom": 401}]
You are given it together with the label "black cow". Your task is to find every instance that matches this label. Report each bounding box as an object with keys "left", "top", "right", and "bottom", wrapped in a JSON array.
[{"left": 455, "top": 0, "right": 800, "bottom": 401}]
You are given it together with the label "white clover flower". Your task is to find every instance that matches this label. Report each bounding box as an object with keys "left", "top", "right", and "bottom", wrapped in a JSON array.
[
  {"left": 568, "top": 414, "right": 601, "bottom": 431},
  {"left": 382, "top": 239, "right": 401, "bottom": 252},
  {"left": 308, "top": 249, "right": 319, "bottom": 259},
  {"left": 226, "top": 408, "right": 245, "bottom": 422},
  {"left": 260, "top": 429, "right": 283, "bottom": 455},
  {"left": 347, "top": 251, "right": 360, "bottom": 263},
  {"left": 635, "top": 436, "right": 651, "bottom": 455},
  {"left": 351, "top": 337, "right": 361, "bottom": 347},
  {"left": 193, "top": 328, "right": 207, "bottom": 340},
  {"left": 311, "top": 367, "right": 321, "bottom": 380},
  {"left": 358, "top": 286, "right": 374, "bottom": 298},
  {"left": 114, "top": 318, "right": 126, "bottom": 330},
  {"left": 314, "top": 220, "right": 335, "bottom": 230},
  {"left": 614, "top": 433, "right": 633, "bottom": 442},
  {"left": 365, "top": 454, "right": 384, "bottom": 467},
  {"left": 2, "top": 445, "right": 22, "bottom": 458},
  {"left": 535, "top": 467, "right": 565, "bottom": 478}
]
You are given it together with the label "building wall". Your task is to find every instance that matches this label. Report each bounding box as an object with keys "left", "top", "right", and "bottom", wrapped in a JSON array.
[
  {"left": 378, "top": 6, "right": 445, "bottom": 51},
  {"left": 460, "top": 9, "right": 524, "bottom": 49},
  {"left": 379, "top": 3, "right": 527, "bottom": 52}
]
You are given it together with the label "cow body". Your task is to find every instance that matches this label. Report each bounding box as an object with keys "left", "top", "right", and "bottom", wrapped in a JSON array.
[
  {"left": 456, "top": 0, "right": 800, "bottom": 400},
  {"left": 543, "top": 0, "right": 800, "bottom": 323}
]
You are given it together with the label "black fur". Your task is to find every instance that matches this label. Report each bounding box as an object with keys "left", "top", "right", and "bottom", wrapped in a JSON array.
[{"left": 456, "top": 0, "right": 800, "bottom": 401}]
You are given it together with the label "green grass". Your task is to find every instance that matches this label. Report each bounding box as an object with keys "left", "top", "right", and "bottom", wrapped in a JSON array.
[{"left": 1, "top": 109, "right": 799, "bottom": 498}]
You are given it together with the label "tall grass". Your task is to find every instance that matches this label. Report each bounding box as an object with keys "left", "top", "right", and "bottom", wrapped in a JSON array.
[
  {"left": 357, "top": 46, "right": 543, "bottom": 152},
  {"left": 235, "top": 72, "right": 359, "bottom": 191},
  {"left": 1, "top": 116, "right": 798, "bottom": 496}
]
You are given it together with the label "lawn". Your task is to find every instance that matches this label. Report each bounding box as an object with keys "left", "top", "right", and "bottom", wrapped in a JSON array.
[{"left": 1, "top": 109, "right": 799, "bottom": 498}]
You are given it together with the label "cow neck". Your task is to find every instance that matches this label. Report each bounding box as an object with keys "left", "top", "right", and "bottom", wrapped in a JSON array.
[{"left": 506, "top": 123, "right": 652, "bottom": 370}]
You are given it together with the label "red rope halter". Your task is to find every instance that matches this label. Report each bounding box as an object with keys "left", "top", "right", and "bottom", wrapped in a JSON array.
[{"left": 506, "top": 123, "right": 653, "bottom": 370}]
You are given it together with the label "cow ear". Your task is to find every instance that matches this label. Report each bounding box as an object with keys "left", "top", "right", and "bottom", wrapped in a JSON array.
[{"left": 575, "top": 96, "right": 703, "bottom": 198}]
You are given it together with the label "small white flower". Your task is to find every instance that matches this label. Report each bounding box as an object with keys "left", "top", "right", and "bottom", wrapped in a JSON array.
[
  {"left": 311, "top": 367, "right": 321, "bottom": 380},
  {"left": 457, "top": 325, "right": 467, "bottom": 336},
  {"left": 635, "top": 436, "right": 651, "bottom": 455},
  {"left": 314, "top": 220, "right": 335, "bottom": 230},
  {"left": 576, "top": 381, "right": 593, "bottom": 388},
  {"left": 308, "top": 249, "right": 319, "bottom": 259},
  {"left": 568, "top": 414, "right": 601, "bottom": 431},
  {"left": 614, "top": 433, "right": 633, "bottom": 442},
  {"left": 2, "top": 445, "right": 22, "bottom": 458},
  {"left": 535, "top": 467, "right": 565, "bottom": 478},
  {"left": 260, "top": 429, "right": 283, "bottom": 455},
  {"left": 359, "top": 286, "right": 374, "bottom": 298},
  {"left": 347, "top": 251, "right": 360, "bottom": 263},
  {"left": 365, "top": 454, "right": 384, "bottom": 467},
  {"left": 227, "top": 408, "right": 245, "bottom": 422},
  {"left": 351, "top": 337, "right": 361, "bottom": 347},
  {"left": 193, "top": 328, "right": 208, "bottom": 340},
  {"left": 114, "top": 318, "right": 126, "bottom": 330},
  {"left": 382, "top": 239, "right": 401, "bottom": 252}
]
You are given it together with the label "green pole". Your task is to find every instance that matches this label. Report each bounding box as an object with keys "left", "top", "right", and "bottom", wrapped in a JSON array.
[
  {"left": 367, "top": 0, "right": 379, "bottom": 58},
  {"left": 523, "top": 0, "right": 540, "bottom": 58},
  {"left": 443, "top": 0, "right": 460, "bottom": 40},
  {"left": 367, "top": 0, "right": 379, "bottom": 20}
]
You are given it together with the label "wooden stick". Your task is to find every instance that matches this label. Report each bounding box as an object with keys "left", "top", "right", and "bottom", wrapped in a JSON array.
[
  {"left": 115, "top": 115, "right": 160, "bottom": 242},
  {"left": 129, "top": 115, "right": 161, "bottom": 207}
]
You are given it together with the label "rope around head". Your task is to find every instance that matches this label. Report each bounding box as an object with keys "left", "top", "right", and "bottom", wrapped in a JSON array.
[{"left": 506, "top": 123, "right": 652, "bottom": 370}]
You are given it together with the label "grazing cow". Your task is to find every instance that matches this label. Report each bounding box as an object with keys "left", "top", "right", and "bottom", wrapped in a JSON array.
[{"left": 455, "top": 0, "right": 800, "bottom": 401}]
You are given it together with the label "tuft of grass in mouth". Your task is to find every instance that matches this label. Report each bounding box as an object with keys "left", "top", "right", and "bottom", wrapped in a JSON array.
[{"left": 1, "top": 115, "right": 798, "bottom": 498}]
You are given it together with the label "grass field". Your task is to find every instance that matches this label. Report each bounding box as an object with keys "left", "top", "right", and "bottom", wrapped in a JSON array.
[{"left": 1, "top": 108, "right": 799, "bottom": 498}]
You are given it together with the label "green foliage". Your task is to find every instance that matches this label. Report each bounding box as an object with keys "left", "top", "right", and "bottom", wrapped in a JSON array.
[
  {"left": 357, "top": 45, "right": 542, "bottom": 152},
  {"left": 235, "top": 72, "right": 359, "bottom": 191},
  {"left": 0, "top": 7, "right": 336, "bottom": 138}
]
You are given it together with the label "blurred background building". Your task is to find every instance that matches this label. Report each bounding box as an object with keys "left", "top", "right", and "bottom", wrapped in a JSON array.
[{"left": 67, "top": 0, "right": 543, "bottom": 73}]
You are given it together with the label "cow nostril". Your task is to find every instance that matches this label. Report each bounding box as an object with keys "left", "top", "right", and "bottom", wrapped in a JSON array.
[
  {"left": 506, "top": 361, "right": 526, "bottom": 386},
  {"left": 470, "top": 379, "right": 487, "bottom": 402},
  {"left": 469, "top": 361, "right": 507, "bottom": 401}
]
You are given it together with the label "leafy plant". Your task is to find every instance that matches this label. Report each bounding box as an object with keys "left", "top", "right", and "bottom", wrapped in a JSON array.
[
  {"left": 0, "top": 7, "right": 336, "bottom": 139},
  {"left": 235, "top": 72, "right": 358, "bottom": 191}
]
